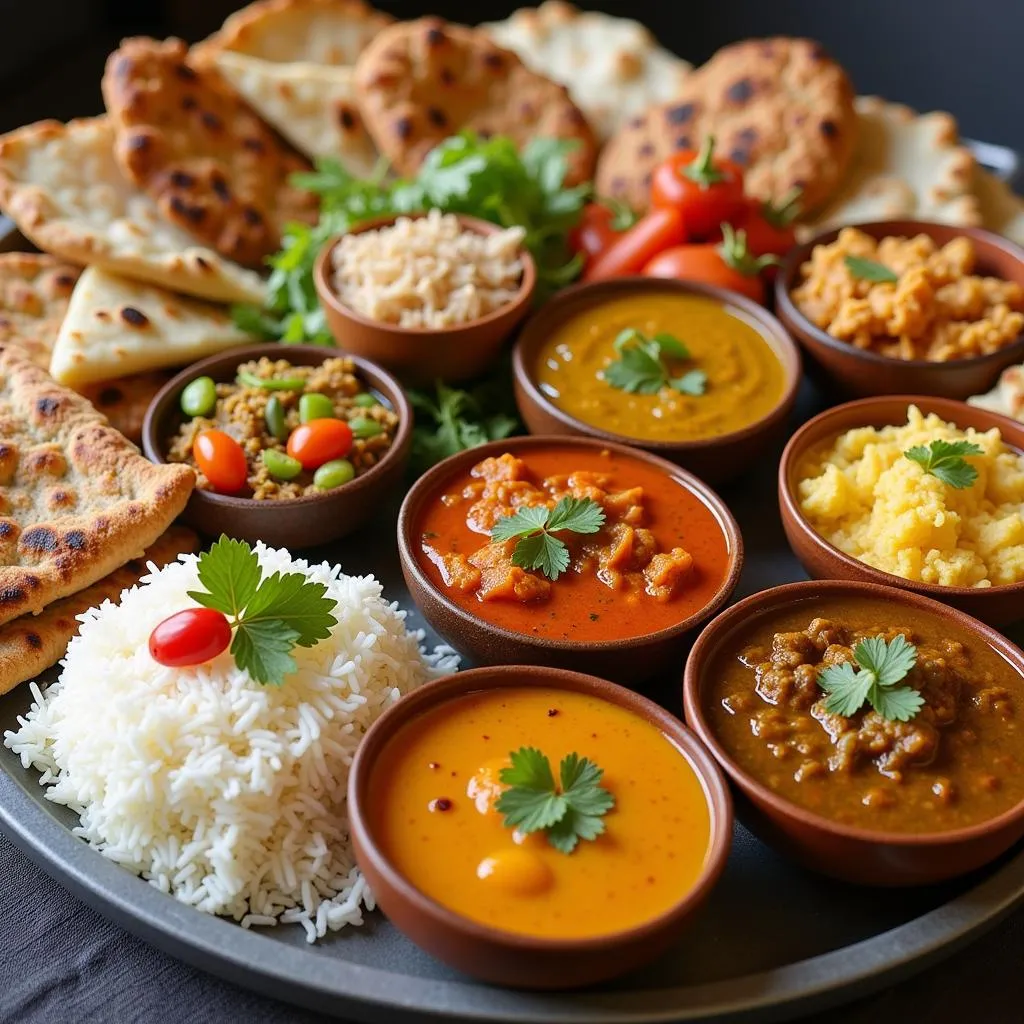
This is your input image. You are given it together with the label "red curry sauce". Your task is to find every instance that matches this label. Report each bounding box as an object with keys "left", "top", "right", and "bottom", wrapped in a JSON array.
[{"left": 415, "top": 445, "right": 731, "bottom": 642}]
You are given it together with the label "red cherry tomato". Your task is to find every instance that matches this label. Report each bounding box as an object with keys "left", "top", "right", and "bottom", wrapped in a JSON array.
[
  {"left": 740, "top": 189, "right": 802, "bottom": 261},
  {"left": 568, "top": 201, "right": 637, "bottom": 267},
  {"left": 649, "top": 135, "right": 746, "bottom": 240},
  {"left": 149, "top": 608, "right": 232, "bottom": 668},
  {"left": 192, "top": 429, "right": 249, "bottom": 494},
  {"left": 286, "top": 419, "right": 354, "bottom": 470},
  {"left": 583, "top": 207, "right": 687, "bottom": 281}
]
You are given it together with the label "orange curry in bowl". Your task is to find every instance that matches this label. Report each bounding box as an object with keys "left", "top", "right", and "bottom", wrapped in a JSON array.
[{"left": 414, "top": 444, "right": 733, "bottom": 642}]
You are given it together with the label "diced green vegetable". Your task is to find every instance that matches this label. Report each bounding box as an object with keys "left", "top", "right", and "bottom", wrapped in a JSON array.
[
  {"left": 264, "top": 395, "right": 289, "bottom": 441},
  {"left": 180, "top": 376, "right": 217, "bottom": 418},
  {"left": 353, "top": 392, "right": 379, "bottom": 408},
  {"left": 237, "top": 370, "right": 305, "bottom": 391},
  {"left": 299, "top": 392, "right": 336, "bottom": 423},
  {"left": 261, "top": 449, "right": 303, "bottom": 481},
  {"left": 314, "top": 458, "right": 355, "bottom": 489},
  {"left": 349, "top": 417, "right": 383, "bottom": 439}
]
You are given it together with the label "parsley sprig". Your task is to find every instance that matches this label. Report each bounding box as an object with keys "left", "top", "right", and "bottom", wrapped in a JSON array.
[
  {"left": 186, "top": 537, "right": 337, "bottom": 686},
  {"left": 491, "top": 496, "right": 605, "bottom": 580},
  {"left": 904, "top": 439, "right": 983, "bottom": 489},
  {"left": 818, "top": 635, "right": 924, "bottom": 722},
  {"left": 843, "top": 254, "right": 899, "bottom": 284},
  {"left": 495, "top": 747, "right": 615, "bottom": 854},
  {"left": 603, "top": 328, "right": 708, "bottom": 396}
]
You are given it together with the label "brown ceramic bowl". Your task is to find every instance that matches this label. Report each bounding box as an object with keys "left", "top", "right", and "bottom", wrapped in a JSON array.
[
  {"left": 142, "top": 343, "right": 412, "bottom": 548},
  {"left": 349, "top": 664, "right": 733, "bottom": 988},
  {"left": 776, "top": 220, "right": 1024, "bottom": 400},
  {"left": 397, "top": 434, "right": 743, "bottom": 683},
  {"left": 512, "top": 277, "right": 802, "bottom": 485},
  {"left": 778, "top": 395, "right": 1024, "bottom": 626},
  {"left": 313, "top": 212, "right": 537, "bottom": 385},
  {"left": 684, "top": 579, "right": 1024, "bottom": 886}
]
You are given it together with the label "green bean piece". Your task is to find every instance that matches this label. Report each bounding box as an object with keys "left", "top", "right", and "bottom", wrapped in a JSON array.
[
  {"left": 264, "top": 395, "right": 289, "bottom": 442},
  {"left": 262, "top": 449, "right": 303, "bottom": 481},
  {"left": 353, "top": 392, "right": 379, "bottom": 408},
  {"left": 237, "top": 370, "right": 305, "bottom": 391},
  {"left": 180, "top": 376, "right": 217, "bottom": 418},
  {"left": 299, "top": 392, "right": 336, "bottom": 423},
  {"left": 349, "top": 417, "right": 383, "bottom": 439},
  {"left": 314, "top": 458, "right": 355, "bottom": 489}
]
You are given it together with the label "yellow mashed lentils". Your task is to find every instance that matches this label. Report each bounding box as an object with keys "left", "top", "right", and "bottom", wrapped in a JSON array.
[{"left": 798, "top": 405, "right": 1024, "bottom": 587}]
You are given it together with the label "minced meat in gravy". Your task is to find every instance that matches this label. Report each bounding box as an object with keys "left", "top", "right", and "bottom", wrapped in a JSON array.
[{"left": 707, "top": 596, "right": 1024, "bottom": 832}]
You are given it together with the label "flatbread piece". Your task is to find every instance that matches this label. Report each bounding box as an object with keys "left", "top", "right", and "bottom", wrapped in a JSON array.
[
  {"left": 0, "top": 524, "right": 198, "bottom": 695},
  {"left": 0, "top": 254, "right": 79, "bottom": 368},
  {"left": 78, "top": 372, "right": 175, "bottom": 445},
  {"left": 969, "top": 364, "right": 1024, "bottom": 421},
  {"left": 0, "top": 117, "right": 266, "bottom": 304},
  {"left": 0, "top": 346, "right": 194, "bottom": 627}
]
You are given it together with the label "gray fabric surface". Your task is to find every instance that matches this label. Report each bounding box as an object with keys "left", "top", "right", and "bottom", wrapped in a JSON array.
[{"left": 2, "top": 828, "right": 1022, "bottom": 1024}]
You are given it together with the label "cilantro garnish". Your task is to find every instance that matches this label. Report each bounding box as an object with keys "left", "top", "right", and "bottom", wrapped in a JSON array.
[
  {"left": 186, "top": 536, "right": 337, "bottom": 686},
  {"left": 603, "top": 328, "right": 708, "bottom": 396},
  {"left": 495, "top": 747, "right": 615, "bottom": 854},
  {"left": 904, "top": 439, "right": 983, "bottom": 489},
  {"left": 817, "top": 635, "right": 924, "bottom": 722},
  {"left": 843, "top": 254, "right": 899, "bottom": 284},
  {"left": 491, "top": 497, "right": 605, "bottom": 580}
]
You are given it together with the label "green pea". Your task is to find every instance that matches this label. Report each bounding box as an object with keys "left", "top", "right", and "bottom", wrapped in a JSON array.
[
  {"left": 349, "top": 416, "right": 383, "bottom": 439},
  {"left": 314, "top": 458, "right": 355, "bottom": 490},
  {"left": 299, "top": 392, "right": 336, "bottom": 423},
  {"left": 262, "top": 448, "right": 303, "bottom": 480},
  {"left": 353, "top": 392, "right": 379, "bottom": 408},
  {"left": 180, "top": 376, "right": 217, "bottom": 418},
  {"left": 264, "top": 395, "right": 289, "bottom": 442}
]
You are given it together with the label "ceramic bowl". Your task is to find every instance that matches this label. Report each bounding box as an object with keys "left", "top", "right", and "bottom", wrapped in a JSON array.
[
  {"left": 142, "top": 343, "right": 412, "bottom": 548},
  {"left": 313, "top": 212, "right": 537, "bottom": 385},
  {"left": 778, "top": 394, "right": 1024, "bottom": 625},
  {"left": 776, "top": 220, "right": 1024, "bottom": 400},
  {"left": 684, "top": 579, "right": 1024, "bottom": 886},
  {"left": 349, "top": 664, "right": 733, "bottom": 988},
  {"left": 512, "top": 277, "right": 802, "bottom": 485},
  {"left": 397, "top": 434, "right": 743, "bottom": 683}
]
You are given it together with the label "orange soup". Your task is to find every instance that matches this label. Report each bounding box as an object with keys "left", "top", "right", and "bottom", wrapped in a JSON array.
[
  {"left": 367, "top": 686, "right": 714, "bottom": 939},
  {"left": 414, "top": 445, "right": 732, "bottom": 642}
]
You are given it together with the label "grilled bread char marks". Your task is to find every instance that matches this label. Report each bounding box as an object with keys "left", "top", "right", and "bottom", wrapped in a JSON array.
[
  {"left": 0, "top": 347, "right": 194, "bottom": 627},
  {"left": 102, "top": 37, "right": 317, "bottom": 268},
  {"left": 0, "top": 254, "right": 79, "bottom": 369},
  {"left": 354, "top": 17, "right": 598, "bottom": 186},
  {"left": 596, "top": 37, "right": 858, "bottom": 215}
]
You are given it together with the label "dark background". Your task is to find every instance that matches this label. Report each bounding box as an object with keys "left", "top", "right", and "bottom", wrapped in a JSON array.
[{"left": 1, "top": 0, "right": 1021, "bottom": 152}]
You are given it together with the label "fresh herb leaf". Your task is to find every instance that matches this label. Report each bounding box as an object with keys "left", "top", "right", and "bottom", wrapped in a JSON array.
[
  {"left": 186, "top": 536, "right": 260, "bottom": 616},
  {"left": 496, "top": 747, "right": 615, "bottom": 854},
  {"left": 671, "top": 370, "right": 709, "bottom": 396},
  {"left": 818, "top": 634, "right": 924, "bottom": 722},
  {"left": 904, "top": 439, "right": 983, "bottom": 489},
  {"left": 231, "top": 619, "right": 301, "bottom": 690},
  {"left": 844, "top": 254, "right": 899, "bottom": 283},
  {"left": 491, "top": 497, "right": 606, "bottom": 581},
  {"left": 604, "top": 328, "right": 705, "bottom": 396}
]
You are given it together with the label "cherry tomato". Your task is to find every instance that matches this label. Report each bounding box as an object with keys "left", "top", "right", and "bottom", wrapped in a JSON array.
[
  {"left": 286, "top": 418, "right": 354, "bottom": 470},
  {"left": 192, "top": 429, "right": 249, "bottom": 494},
  {"left": 740, "top": 188, "right": 802, "bottom": 263},
  {"left": 568, "top": 200, "right": 637, "bottom": 267},
  {"left": 583, "top": 207, "right": 687, "bottom": 281},
  {"left": 649, "top": 135, "right": 746, "bottom": 239},
  {"left": 149, "top": 608, "right": 232, "bottom": 668}
]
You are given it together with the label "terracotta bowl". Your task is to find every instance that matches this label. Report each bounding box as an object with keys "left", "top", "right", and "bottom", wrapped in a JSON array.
[
  {"left": 397, "top": 434, "right": 744, "bottom": 683},
  {"left": 512, "top": 276, "right": 802, "bottom": 485},
  {"left": 775, "top": 220, "right": 1024, "bottom": 400},
  {"left": 142, "top": 343, "right": 412, "bottom": 548},
  {"left": 349, "top": 664, "right": 733, "bottom": 988},
  {"left": 313, "top": 212, "right": 537, "bottom": 385},
  {"left": 778, "top": 394, "right": 1024, "bottom": 625},
  {"left": 683, "top": 579, "right": 1024, "bottom": 887}
]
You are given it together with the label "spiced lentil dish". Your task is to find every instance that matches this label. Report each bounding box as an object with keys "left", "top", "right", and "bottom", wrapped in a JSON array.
[
  {"left": 706, "top": 595, "right": 1024, "bottom": 832},
  {"left": 167, "top": 357, "right": 399, "bottom": 499},
  {"left": 791, "top": 227, "right": 1024, "bottom": 361}
]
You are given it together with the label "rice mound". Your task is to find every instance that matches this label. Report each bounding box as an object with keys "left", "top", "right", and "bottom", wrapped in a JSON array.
[{"left": 4, "top": 543, "right": 458, "bottom": 942}]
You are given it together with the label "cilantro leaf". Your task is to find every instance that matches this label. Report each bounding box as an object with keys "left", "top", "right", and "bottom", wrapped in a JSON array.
[
  {"left": 187, "top": 536, "right": 260, "bottom": 616},
  {"left": 240, "top": 571, "right": 337, "bottom": 648},
  {"left": 491, "top": 497, "right": 605, "bottom": 580},
  {"left": 510, "top": 532, "right": 571, "bottom": 579},
  {"left": 545, "top": 496, "right": 606, "bottom": 535},
  {"left": 671, "top": 370, "right": 709, "bottom": 396},
  {"left": 844, "top": 255, "right": 899, "bottom": 283},
  {"left": 231, "top": 619, "right": 300, "bottom": 688},
  {"left": 904, "top": 439, "right": 983, "bottom": 489},
  {"left": 650, "top": 333, "right": 690, "bottom": 359},
  {"left": 857, "top": 634, "right": 918, "bottom": 687},
  {"left": 818, "top": 661, "right": 874, "bottom": 718},
  {"left": 817, "top": 634, "right": 922, "bottom": 721},
  {"left": 604, "top": 328, "right": 706, "bottom": 397},
  {"left": 871, "top": 685, "right": 926, "bottom": 723},
  {"left": 491, "top": 504, "right": 550, "bottom": 541},
  {"left": 604, "top": 344, "right": 666, "bottom": 394}
]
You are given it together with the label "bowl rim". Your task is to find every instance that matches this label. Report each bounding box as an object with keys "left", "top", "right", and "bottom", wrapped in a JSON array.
[
  {"left": 313, "top": 211, "right": 538, "bottom": 337},
  {"left": 682, "top": 578, "right": 1024, "bottom": 847},
  {"left": 140, "top": 342, "right": 413, "bottom": 511},
  {"left": 348, "top": 663, "right": 734, "bottom": 952},
  {"left": 777, "top": 393, "right": 1024, "bottom": 599},
  {"left": 511, "top": 275, "right": 803, "bottom": 453},
  {"left": 397, "top": 433, "right": 745, "bottom": 652},
  {"left": 775, "top": 218, "right": 1024, "bottom": 371}
]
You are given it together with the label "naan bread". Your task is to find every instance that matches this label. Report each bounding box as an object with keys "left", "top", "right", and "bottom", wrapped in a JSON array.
[
  {"left": 0, "top": 254, "right": 79, "bottom": 368},
  {"left": 0, "top": 118, "right": 267, "bottom": 304},
  {"left": 209, "top": 51, "right": 378, "bottom": 175},
  {"left": 482, "top": 2, "right": 692, "bottom": 141},
  {"left": 197, "top": 0, "right": 392, "bottom": 64},
  {"left": 0, "top": 346, "right": 194, "bottom": 628},
  {"left": 78, "top": 372, "right": 175, "bottom": 445},
  {"left": 974, "top": 165, "right": 1024, "bottom": 247},
  {"left": 969, "top": 364, "right": 1024, "bottom": 421},
  {"left": 51, "top": 266, "right": 253, "bottom": 388},
  {"left": 0, "top": 524, "right": 198, "bottom": 695}
]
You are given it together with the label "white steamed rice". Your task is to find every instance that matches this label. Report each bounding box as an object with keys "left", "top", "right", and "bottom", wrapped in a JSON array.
[{"left": 3, "top": 543, "right": 458, "bottom": 942}]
